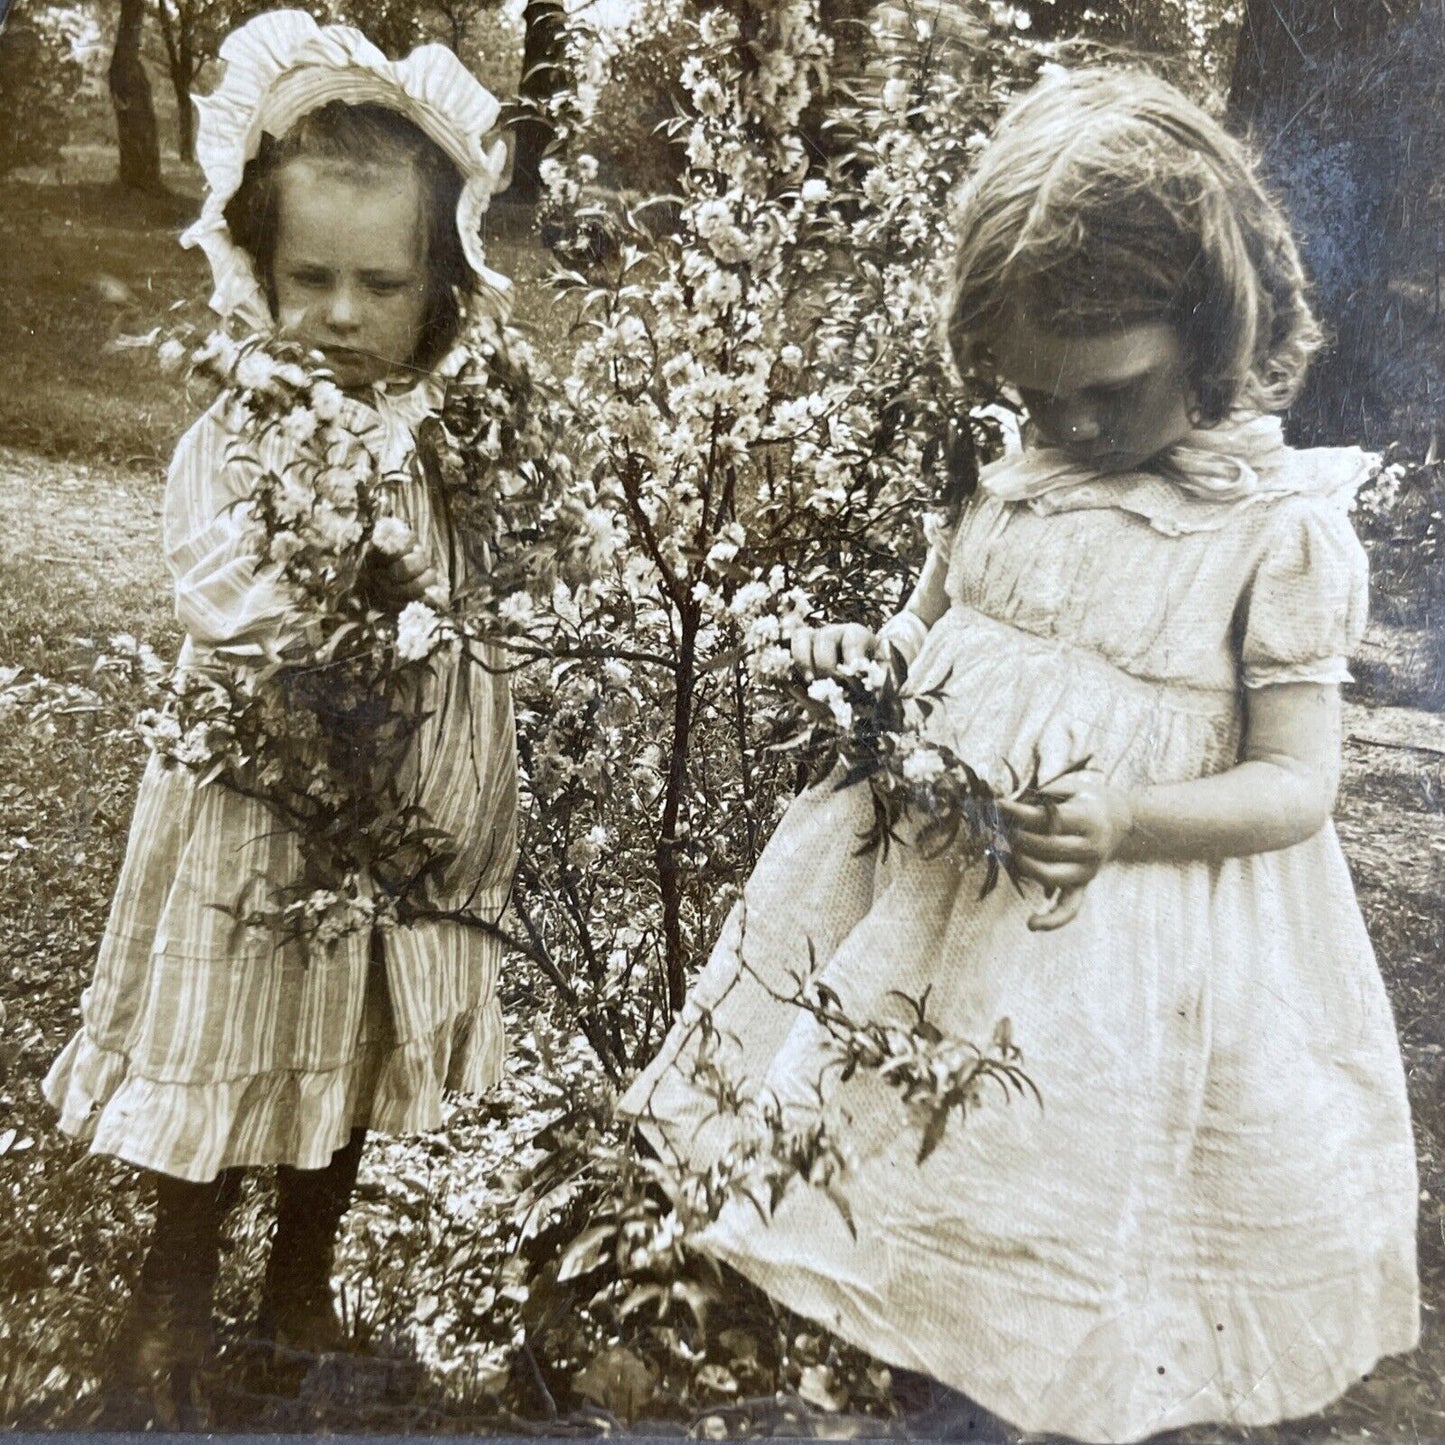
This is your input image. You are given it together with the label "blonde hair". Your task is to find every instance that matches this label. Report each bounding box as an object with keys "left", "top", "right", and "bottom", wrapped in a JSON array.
[{"left": 945, "top": 67, "right": 1322, "bottom": 421}]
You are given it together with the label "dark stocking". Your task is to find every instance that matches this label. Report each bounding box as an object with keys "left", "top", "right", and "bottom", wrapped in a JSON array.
[
  {"left": 260, "top": 1127, "right": 366, "bottom": 1356},
  {"left": 111, "top": 1169, "right": 239, "bottom": 1422}
]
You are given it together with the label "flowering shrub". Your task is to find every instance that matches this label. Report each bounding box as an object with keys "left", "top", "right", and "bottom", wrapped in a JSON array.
[
  {"left": 778, "top": 639, "right": 1082, "bottom": 881},
  {"left": 467, "top": 0, "right": 1057, "bottom": 1421},
  {"left": 0, "top": 9, "right": 87, "bottom": 177},
  {"left": 515, "top": 0, "right": 1042, "bottom": 1074},
  {"left": 42, "top": 0, "right": 1052, "bottom": 1419},
  {"left": 495, "top": 963, "right": 1034, "bottom": 1425},
  {"left": 1353, "top": 450, "right": 1445, "bottom": 661}
]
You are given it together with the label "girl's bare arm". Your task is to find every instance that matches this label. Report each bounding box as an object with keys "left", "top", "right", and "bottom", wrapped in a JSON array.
[{"left": 1005, "top": 682, "right": 1342, "bottom": 928}]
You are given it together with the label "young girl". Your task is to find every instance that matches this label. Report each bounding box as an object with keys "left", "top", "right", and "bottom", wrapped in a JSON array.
[
  {"left": 43, "top": 10, "right": 516, "bottom": 1409},
  {"left": 622, "top": 67, "right": 1419, "bottom": 1441}
]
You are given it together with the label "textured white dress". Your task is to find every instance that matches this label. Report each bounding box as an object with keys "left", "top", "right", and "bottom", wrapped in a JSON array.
[{"left": 621, "top": 421, "right": 1419, "bottom": 1442}]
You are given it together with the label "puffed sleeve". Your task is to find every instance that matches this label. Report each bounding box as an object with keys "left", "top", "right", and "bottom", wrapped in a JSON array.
[
  {"left": 1239, "top": 494, "right": 1369, "bottom": 689},
  {"left": 163, "top": 405, "right": 293, "bottom": 647}
]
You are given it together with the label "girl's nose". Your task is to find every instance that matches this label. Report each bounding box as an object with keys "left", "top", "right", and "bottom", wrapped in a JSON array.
[
  {"left": 325, "top": 285, "right": 360, "bottom": 333},
  {"left": 1057, "top": 404, "right": 1100, "bottom": 445}
]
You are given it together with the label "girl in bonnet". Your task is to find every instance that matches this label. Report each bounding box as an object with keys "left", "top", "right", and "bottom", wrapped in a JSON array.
[
  {"left": 622, "top": 67, "right": 1419, "bottom": 1441},
  {"left": 43, "top": 10, "right": 517, "bottom": 1411}
]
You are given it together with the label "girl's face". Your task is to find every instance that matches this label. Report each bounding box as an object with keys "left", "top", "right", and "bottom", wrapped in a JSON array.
[
  {"left": 987, "top": 315, "right": 1197, "bottom": 473},
  {"left": 272, "top": 158, "right": 430, "bottom": 389}
]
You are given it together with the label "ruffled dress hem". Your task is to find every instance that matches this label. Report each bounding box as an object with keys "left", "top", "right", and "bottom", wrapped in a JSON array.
[{"left": 42, "top": 997, "right": 504, "bottom": 1183}]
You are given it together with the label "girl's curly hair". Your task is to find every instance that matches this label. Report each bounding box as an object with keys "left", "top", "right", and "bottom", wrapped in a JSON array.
[
  {"left": 223, "top": 100, "right": 473, "bottom": 372},
  {"left": 944, "top": 67, "right": 1322, "bottom": 422}
]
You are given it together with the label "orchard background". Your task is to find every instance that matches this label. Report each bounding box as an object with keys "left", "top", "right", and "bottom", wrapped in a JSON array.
[{"left": 2, "top": 0, "right": 1445, "bottom": 1436}]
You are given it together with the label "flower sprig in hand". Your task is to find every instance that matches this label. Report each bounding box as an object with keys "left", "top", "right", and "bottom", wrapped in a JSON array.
[{"left": 764, "top": 622, "right": 1031, "bottom": 895}]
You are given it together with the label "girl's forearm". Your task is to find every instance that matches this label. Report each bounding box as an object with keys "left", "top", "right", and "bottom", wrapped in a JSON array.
[
  {"left": 1114, "top": 756, "right": 1338, "bottom": 864},
  {"left": 903, "top": 543, "right": 950, "bottom": 628},
  {"left": 876, "top": 545, "right": 951, "bottom": 662}
]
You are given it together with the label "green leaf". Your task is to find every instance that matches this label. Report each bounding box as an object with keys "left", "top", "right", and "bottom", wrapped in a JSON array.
[
  {"left": 556, "top": 1223, "right": 616, "bottom": 1283},
  {"left": 572, "top": 1344, "right": 657, "bottom": 1421},
  {"left": 917, "top": 1104, "right": 949, "bottom": 1166}
]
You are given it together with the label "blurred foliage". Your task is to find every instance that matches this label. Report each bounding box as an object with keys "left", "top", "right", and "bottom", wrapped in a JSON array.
[
  {"left": 1228, "top": 0, "right": 1445, "bottom": 448},
  {"left": 0, "top": 4, "right": 88, "bottom": 176}
]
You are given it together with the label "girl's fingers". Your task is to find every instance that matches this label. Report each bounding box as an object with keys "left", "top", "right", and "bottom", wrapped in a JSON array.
[
  {"left": 839, "top": 626, "right": 876, "bottom": 669},
  {"left": 410, "top": 568, "right": 441, "bottom": 600},
  {"left": 1008, "top": 829, "right": 1093, "bottom": 863},
  {"left": 1028, "top": 885, "right": 1086, "bottom": 932},
  {"left": 998, "top": 798, "right": 1051, "bottom": 831},
  {"left": 1011, "top": 854, "right": 1092, "bottom": 891},
  {"left": 390, "top": 549, "right": 432, "bottom": 584}
]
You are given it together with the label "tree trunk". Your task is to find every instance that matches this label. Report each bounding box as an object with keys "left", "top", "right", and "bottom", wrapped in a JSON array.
[
  {"left": 1226, "top": 0, "right": 1407, "bottom": 443},
  {"left": 1227, "top": 0, "right": 1396, "bottom": 124},
  {"left": 657, "top": 607, "right": 699, "bottom": 1017},
  {"left": 153, "top": 0, "right": 195, "bottom": 163},
  {"left": 111, "top": 0, "right": 164, "bottom": 191},
  {"left": 506, "top": 0, "right": 567, "bottom": 204}
]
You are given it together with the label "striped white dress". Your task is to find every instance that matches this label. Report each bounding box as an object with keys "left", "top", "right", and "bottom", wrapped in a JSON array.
[{"left": 44, "top": 385, "right": 518, "bottom": 1182}]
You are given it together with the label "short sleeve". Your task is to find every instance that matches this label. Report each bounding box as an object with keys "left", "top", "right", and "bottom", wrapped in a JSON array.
[
  {"left": 1240, "top": 495, "right": 1369, "bottom": 689},
  {"left": 163, "top": 405, "right": 293, "bottom": 648}
]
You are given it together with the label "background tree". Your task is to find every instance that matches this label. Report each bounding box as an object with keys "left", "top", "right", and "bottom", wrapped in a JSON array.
[
  {"left": 329, "top": 0, "right": 427, "bottom": 57},
  {"left": 506, "top": 0, "right": 567, "bottom": 201},
  {"left": 153, "top": 0, "right": 236, "bottom": 161},
  {"left": 1227, "top": 0, "right": 1442, "bottom": 445},
  {"left": 429, "top": 0, "right": 498, "bottom": 56},
  {"left": 1026, "top": 0, "right": 1241, "bottom": 89},
  {"left": 111, "top": 0, "right": 164, "bottom": 191}
]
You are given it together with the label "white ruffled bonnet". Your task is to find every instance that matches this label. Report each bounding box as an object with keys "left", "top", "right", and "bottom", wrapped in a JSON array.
[{"left": 182, "top": 9, "right": 511, "bottom": 330}]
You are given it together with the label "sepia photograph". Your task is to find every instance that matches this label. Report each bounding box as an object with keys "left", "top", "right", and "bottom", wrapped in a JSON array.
[{"left": 0, "top": 0, "right": 1442, "bottom": 1438}]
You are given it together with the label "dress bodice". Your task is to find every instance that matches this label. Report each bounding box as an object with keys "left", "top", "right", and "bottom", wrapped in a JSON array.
[{"left": 906, "top": 435, "right": 1371, "bottom": 790}]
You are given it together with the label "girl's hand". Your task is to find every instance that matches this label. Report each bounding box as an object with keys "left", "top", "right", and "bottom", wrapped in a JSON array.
[
  {"left": 999, "top": 770, "right": 1134, "bottom": 932},
  {"left": 791, "top": 623, "right": 879, "bottom": 679},
  {"left": 362, "top": 541, "right": 442, "bottom": 609}
]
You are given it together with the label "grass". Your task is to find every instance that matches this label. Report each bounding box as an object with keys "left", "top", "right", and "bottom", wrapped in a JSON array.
[{"left": 2, "top": 177, "right": 1445, "bottom": 1437}]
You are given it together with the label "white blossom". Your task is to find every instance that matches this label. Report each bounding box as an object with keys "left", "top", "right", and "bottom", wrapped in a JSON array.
[
  {"left": 837, "top": 654, "right": 888, "bottom": 691},
  {"left": 698, "top": 9, "right": 739, "bottom": 45},
  {"left": 310, "top": 380, "right": 345, "bottom": 422},
  {"left": 902, "top": 746, "right": 946, "bottom": 783},
  {"left": 157, "top": 338, "right": 187, "bottom": 373},
  {"left": 729, "top": 581, "right": 771, "bottom": 616},
  {"left": 807, "top": 677, "right": 853, "bottom": 730},
  {"left": 754, "top": 643, "right": 794, "bottom": 680},
  {"left": 692, "top": 76, "right": 727, "bottom": 117},
  {"left": 281, "top": 407, "right": 319, "bottom": 444},
  {"left": 194, "top": 331, "right": 239, "bottom": 372},
  {"left": 236, "top": 350, "right": 278, "bottom": 392},
  {"left": 371, "top": 516, "right": 414, "bottom": 558},
  {"left": 881, "top": 78, "right": 911, "bottom": 113},
  {"left": 395, "top": 601, "right": 443, "bottom": 662}
]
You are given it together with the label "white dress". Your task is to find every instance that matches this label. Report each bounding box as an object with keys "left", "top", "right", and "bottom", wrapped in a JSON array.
[{"left": 621, "top": 424, "right": 1419, "bottom": 1442}]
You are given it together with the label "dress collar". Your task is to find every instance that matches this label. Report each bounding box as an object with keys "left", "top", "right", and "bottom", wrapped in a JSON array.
[{"left": 979, "top": 414, "right": 1377, "bottom": 536}]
